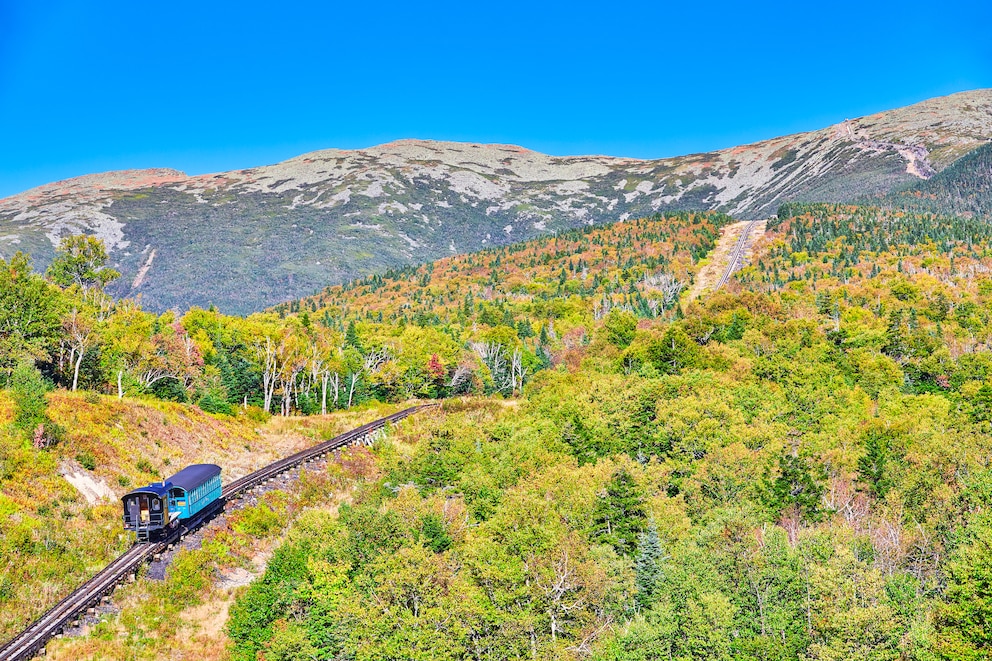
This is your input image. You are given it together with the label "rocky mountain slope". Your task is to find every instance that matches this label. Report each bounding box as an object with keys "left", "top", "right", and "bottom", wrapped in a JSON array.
[{"left": 1, "top": 89, "right": 990, "bottom": 314}]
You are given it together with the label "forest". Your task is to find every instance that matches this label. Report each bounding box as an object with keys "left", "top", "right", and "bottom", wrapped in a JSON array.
[
  {"left": 229, "top": 203, "right": 992, "bottom": 660},
  {"left": 0, "top": 211, "right": 729, "bottom": 439},
  {"left": 3, "top": 204, "right": 992, "bottom": 660}
]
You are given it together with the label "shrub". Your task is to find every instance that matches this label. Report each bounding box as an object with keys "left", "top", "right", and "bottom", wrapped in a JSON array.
[
  {"left": 9, "top": 362, "right": 50, "bottom": 437},
  {"left": 75, "top": 451, "right": 96, "bottom": 471},
  {"left": 136, "top": 459, "right": 157, "bottom": 475},
  {"left": 197, "top": 391, "right": 233, "bottom": 416},
  {"left": 161, "top": 549, "right": 212, "bottom": 610},
  {"left": 243, "top": 405, "right": 271, "bottom": 424},
  {"left": 296, "top": 392, "right": 320, "bottom": 416},
  {"left": 233, "top": 503, "right": 283, "bottom": 537}
]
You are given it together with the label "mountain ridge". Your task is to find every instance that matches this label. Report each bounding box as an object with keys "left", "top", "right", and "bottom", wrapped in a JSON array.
[{"left": 1, "top": 89, "right": 990, "bottom": 314}]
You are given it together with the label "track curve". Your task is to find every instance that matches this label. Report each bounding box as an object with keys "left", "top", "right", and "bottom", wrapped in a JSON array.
[{"left": 0, "top": 403, "right": 435, "bottom": 661}]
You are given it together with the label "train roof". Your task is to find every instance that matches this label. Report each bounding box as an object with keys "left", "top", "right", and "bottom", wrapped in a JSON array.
[
  {"left": 123, "top": 483, "right": 170, "bottom": 499},
  {"left": 165, "top": 464, "right": 221, "bottom": 492}
]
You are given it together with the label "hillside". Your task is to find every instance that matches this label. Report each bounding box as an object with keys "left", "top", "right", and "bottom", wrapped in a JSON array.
[
  {"left": 232, "top": 202, "right": 992, "bottom": 661},
  {"left": 283, "top": 210, "right": 732, "bottom": 324},
  {"left": 1, "top": 90, "right": 990, "bottom": 314},
  {"left": 141, "top": 206, "right": 992, "bottom": 658},
  {"left": 881, "top": 141, "right": 992, "bottom": 217},
  {"left": 0, "top": 391, "right": 403, "bottom": 642},
  {"left": 6, "top": 201, "right": 992, "bottom": 658}
]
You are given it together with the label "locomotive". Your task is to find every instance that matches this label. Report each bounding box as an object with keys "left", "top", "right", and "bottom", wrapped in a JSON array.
[{"left": 121, "top": 464, "right": 222, "bottom": 542}]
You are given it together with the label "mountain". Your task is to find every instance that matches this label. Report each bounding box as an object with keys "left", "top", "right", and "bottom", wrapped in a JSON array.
[
  {"left": 881, "top": 141, "right": 992, "bottom": 217},
  {"left": 278, "top": 210, "right": 731, "bottom": 323},
  {"left": 1, "top": 89, "right": 990, "bottom": 314}
]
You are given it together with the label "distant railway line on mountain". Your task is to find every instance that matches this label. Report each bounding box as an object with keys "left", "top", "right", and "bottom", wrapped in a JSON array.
[{"left": 716, "top": 220, "right": 763, "bottom": 289}]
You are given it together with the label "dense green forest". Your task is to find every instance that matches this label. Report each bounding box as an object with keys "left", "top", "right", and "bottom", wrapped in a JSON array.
[
  {"left": 883, "top": 141, "right": 992, "bottom": 218},
  {"left": 0, "top": 212, "right": 729, "bottom": 434},
  {"left": 223, "top": 203, "right": 992, "bottom": 660},
  {"left": 4, "top": 203, "right": 992, "bottom": 660}
]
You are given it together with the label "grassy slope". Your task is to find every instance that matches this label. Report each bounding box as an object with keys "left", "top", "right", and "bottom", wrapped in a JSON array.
[
  {"left": 41, "top": 407, "right": 417, "bottom": 661},
  {"left": 0, "top": 391, "right": 406, "bottom": 641}
]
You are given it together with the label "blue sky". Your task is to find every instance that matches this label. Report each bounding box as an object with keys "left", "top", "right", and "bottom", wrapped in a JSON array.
[{"left": 1, "top": 0, "right": 990, "bottom": 198}]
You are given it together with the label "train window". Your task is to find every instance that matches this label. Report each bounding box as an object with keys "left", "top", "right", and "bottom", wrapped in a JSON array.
[{"left": 152, "top": 499, "right": 160, "bottom": 511}]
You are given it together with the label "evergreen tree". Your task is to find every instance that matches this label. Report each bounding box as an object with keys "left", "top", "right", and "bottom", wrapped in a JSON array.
[
  {"left": 591, "top": 469, "right": 647, "bottom": 556},
  {"left": 419, "top": 513, "right": 452, "bottom": 553},
  {"left": 634, "top": 519, "right": 664, "bottom": 609},
  {"left": 539, "top": 324, "right": 550, "bottom": 346},
  {"left": 765, "top": 453, "right": 826, "bottom": 522},
  {"left": 858, "top": 429, "right": 895, "bottom": 498},
  {"left": 345, "top": 321, "right": 363, "bottom": 352}
]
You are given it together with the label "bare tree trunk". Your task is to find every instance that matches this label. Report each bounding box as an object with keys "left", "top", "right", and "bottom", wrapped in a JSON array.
[
  {"left": 321, "top": 372, "right": 328, "bottom": 415},
  {"left": 348, "top": 373, "right": 358, "bottom": 408},
  {"left": 510, "top": 348, "right": 528, "bottom": 395},
  {"left": 117, "top": 369, "right": 124, "bottom": 399},
  {"left": 281, "top": 376, "right": 293, "bottom": 416},
  {"left": 72, "top": 350, "right": 84, "bottom": 391},
  {"left": 257, "top": 337, "right": 278, "bottom": 413}
]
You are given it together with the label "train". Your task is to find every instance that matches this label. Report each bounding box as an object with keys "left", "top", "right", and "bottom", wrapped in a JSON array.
[{"left": 121, "top": 464, "right": 222, "bottom": 542}]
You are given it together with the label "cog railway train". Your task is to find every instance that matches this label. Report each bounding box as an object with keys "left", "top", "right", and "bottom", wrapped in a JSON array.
[{"left": 121, "top": 464, "right": 222, "bottom": 542}]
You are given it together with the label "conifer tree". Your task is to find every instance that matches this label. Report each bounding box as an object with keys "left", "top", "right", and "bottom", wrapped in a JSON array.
[
  {"left": 345, "top": 321, "right": 363, "bottom": 352},
  {"left": 591, "top": 469, "right": 647, "bottom": 556},
  {"left": 634, "top": 519, "right": 664, "bottom": 609}
]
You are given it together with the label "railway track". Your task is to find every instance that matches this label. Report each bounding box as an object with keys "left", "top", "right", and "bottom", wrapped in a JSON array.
[
  {"left": 716, "top": 219, "right": 760, "bottom": 289},
  {"left": 0, "top": 404, "right": 435, "bottom": 661}
]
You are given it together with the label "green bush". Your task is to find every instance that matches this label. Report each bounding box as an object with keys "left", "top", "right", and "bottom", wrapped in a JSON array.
[
  {"left": 9, "top": 362, "right": 50, "bottom": 437},
  {"left": 161, "top": 549, "right": 212, "bottom": 610},
  {"left": 603, "top": 309, "right": 638, "bottom": 349},
  {"left": 419, "top": 513, "right": 452, "bottom": 553},
  {"left": 75, "top": 451, "right": 96, "bottom": 471},
  {"left": 136, "top": 459, "right": 157, "bottom": 475},
  {"left": 233, "top": 503, "right": 282, "bottom": 537},
  {"left": 243, "top": 405, "right": 271, "bottom": 424},
  {"left": 197, "top": 390, "right": 233, "bottom": 416},
  {"left": 296, "top": 392, "right": 320, "bottom": 416}
]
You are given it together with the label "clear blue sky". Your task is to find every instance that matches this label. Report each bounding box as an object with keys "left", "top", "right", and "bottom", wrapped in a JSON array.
[{"left": 1, "top": 0, "right": 990, "bottom": 198}]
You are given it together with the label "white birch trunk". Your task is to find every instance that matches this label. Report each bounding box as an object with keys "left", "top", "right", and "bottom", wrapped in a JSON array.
[{"left": 348, "top": 373, "right": 358, "bottom": 408}]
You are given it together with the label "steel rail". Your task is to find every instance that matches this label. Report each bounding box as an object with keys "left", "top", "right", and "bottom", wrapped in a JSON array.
[
  {"left": 0, "top": 403, "right": 435, "bottom": 661},
  {"left": 716, "top": 219, "right": 760, "bottom": 289}
]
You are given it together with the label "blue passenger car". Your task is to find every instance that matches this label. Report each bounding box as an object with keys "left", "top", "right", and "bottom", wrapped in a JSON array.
[
  {"left": 166, "top": 464, "right": 222, "bottom": 519},
  {"left": 122, "top": 464, "right": 222, "bottom": 541}
]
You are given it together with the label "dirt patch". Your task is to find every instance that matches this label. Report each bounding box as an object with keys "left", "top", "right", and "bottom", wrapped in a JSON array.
[
  {"left": 60, "top": 461, "right": 116, "bottom": 505},
  {"left": 130, "top": 248, "right": 156, "bottom": 290}
]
